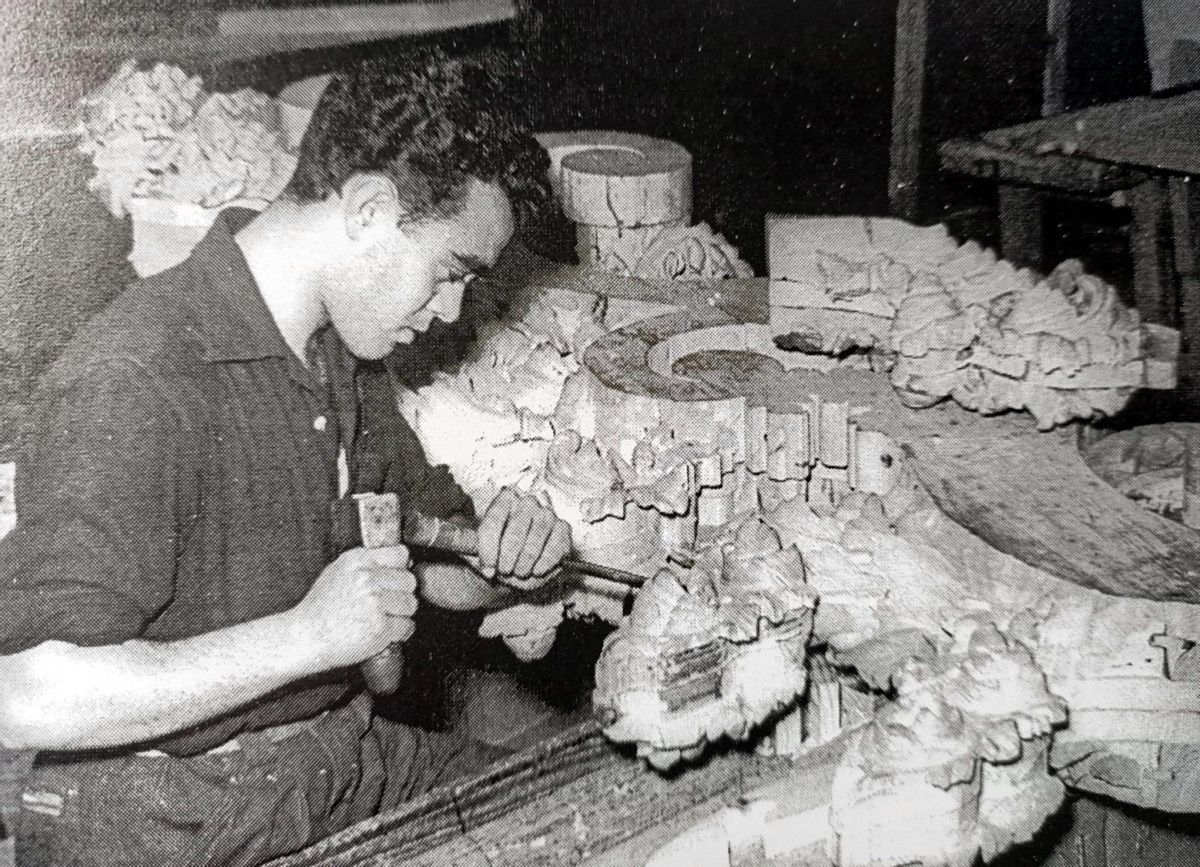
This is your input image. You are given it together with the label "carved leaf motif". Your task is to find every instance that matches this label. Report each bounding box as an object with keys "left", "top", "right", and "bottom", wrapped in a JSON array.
[{"left": 631, "top": 223, "right": 754, "bottom": 282}]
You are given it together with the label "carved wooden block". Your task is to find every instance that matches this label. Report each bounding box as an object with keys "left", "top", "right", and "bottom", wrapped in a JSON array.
[
  {"left": 537, "top": 131, "right": 751, "bottom": 281},
  {"left": 537, "top": 130, "right": 690, "bottom": 269},
  {"left": 77, "top": 62, "right": 298, "bottom": 276},
  {"left": 593, "top": 517, "right": 815, "bottom": 770},
  {"left": 767, "top": 215, "right": 1178, "bottom": 429},
  {"left": 399, "top": 239, "right": 1200, "bottom": 863}
]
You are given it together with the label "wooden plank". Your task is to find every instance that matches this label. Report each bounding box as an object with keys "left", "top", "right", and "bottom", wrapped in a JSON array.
[
  {"left": 888, "top": 0, "right": 928, "bottom": 221},
  {"left": 982, "top": 92, "right": 1200, "bottom": 176},
  {"left": 265, "top": 721, "right": 612, "bottom": 867},
  {"left": 215, "top": 1, "right": 516, "bottom": 60},
  {"left": 998, "top": 184, "right": 1046, "bottom": 270},
  {"left": 939, "top": 137, "right": 1142, "bottom": 194},
  {"left": 1131, "top": 178, "right": 1173, "bottom": 326},
  {"left": 911, "top": 417, "right": 1200, "bottom": 604},
  {"left": 411, "top": 739, "right": 828, "bottom": 867},
  {"left": 982, "top": 94, "right": 1181, "bottom": 150},
  {"left": 582, "top": 733, "right": 851, "bottom": 867}
]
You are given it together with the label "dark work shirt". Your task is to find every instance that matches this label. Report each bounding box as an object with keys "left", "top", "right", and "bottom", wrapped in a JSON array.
[{"left": 0, "top": 211, "right": 470, "bottom": 756}]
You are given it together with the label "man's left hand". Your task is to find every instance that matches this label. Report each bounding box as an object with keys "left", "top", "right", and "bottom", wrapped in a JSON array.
[{"left": 476, "top": 487, "right": 571, "bottom": 589}]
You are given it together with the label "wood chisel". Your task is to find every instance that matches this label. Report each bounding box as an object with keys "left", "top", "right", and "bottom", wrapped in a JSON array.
[{"left": 345, "top": 492, "right": 649, "bottom": 695}]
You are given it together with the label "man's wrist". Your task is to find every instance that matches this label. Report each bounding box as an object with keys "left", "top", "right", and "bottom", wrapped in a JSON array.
[{"left": 274, "top": 607, "right": 333, "bottom": 676}]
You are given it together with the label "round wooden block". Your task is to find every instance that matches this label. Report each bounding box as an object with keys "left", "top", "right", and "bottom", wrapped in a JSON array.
[{"left": 537, "top": 130, "right": 692, "bottom": 228}]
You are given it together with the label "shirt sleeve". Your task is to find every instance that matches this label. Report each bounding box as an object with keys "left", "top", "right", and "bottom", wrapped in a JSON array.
[
  {"left": 0, "top": 360, "right": 182, "bottom": 653},
  {"left": 355, "top": 364, "right": 476, "bottom": 520}
]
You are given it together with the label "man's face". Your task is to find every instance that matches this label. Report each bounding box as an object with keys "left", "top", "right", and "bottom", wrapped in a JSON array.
[{"left": 326, "top": 178, "right": 514, "bottom": 360}]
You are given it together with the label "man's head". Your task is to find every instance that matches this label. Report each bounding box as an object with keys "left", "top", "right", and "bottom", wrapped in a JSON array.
[{"left": 283, "top": 48, "right": 549, "bottom": 360}]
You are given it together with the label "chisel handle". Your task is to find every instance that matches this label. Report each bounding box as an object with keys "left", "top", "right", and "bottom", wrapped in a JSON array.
[
  {"left": 361, "top": 643, "right": 405, "bottom": 694},
  {"left": 403, "top": 511, "right": 648, "bottom": 587},
  {"left": 360, "top": 514, "right": 478, "bottom": 695},
  {"left": 401, "top": 512, "right": 481, "bottom": 557},
  {"left": 361, "top": 508, "right": 646, "bottom": 694}
]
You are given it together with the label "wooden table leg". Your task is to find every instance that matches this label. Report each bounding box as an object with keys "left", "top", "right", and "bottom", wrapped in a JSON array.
[
  {"left": 1168, "top": 177, "right": 1199, "bottom": 359},
  {"left": 888, "top": 0, "right": 928, "bottom": 222},
  {"left": 1130, "top": 177, "right": 1172, "bottom": 326},
  {"left": 998, "top": 184, "right": 1045, "bottom": 270}
]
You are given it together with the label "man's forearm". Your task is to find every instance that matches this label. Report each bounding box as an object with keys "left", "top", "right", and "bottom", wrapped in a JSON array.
[
  {"left": 0, "top": 608, "right": 324, "bottom": 752},
  {"left": 416, "top": 561, "right": 512, "bottom": 611}
]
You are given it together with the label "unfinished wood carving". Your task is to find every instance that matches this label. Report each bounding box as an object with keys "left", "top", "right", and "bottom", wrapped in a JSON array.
[
  {"left": 560, "top": 291, "right": 1197, "bottom": 863},
  {"left": 1082, "top": 423, "right": 1200, "bottom": 526},
  {"left": 643, "top": 625, "right": 1068, "bottom": 867},
  {"left": 398, "top": 217, "right": 1196, "bottom": 863},
  {"left": 537, "top": 130, "right": 690, "bottom": 270},
  {"left": 593, "top": 516, "right": 815, "bottom": 770},
  {"left": 831, "top": 627, "right": 1067, "bottom": 867},
  {"left": 79, "top": 61, "right": 296, "bottom": 216},
  {"left": 537, "top": 130, "right": 751, "bottom": 281},
  {"left": 768, "top": 216, "right": 1177, "bottom": 429},
  {"left": 78, "top": 61, "right": 299, "bottom": 275},
  {"left": 397, "top": 293, "right": 605, "bottom": 511},
  {"left": 400, "top": 292, "right": 677, "bottom": 659}
]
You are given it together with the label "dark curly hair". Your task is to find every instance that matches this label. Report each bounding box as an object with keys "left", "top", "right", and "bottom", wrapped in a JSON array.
[{"left": 285, "top": 47, "right": 550, "bottom": 233}]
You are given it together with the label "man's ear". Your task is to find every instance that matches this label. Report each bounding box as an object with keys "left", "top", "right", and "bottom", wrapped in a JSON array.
[{"left": 342, "top": 173, "right": 403, "bottom": 242}]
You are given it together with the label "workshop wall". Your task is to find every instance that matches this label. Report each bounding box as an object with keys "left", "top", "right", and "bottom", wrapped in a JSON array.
[{"left": 0, "top": 0, "right": 1159, "bottom": 455}]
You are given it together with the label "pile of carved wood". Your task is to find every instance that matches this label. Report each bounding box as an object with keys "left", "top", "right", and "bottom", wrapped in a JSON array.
[
  {"left": 602, "top": 466, "right": 1200, "bottom": 864},
  {"left": 768, "top": 216, "right": 1177, "bottom": 429},
  {"left": 398, "top": 289, "right": 689, "bottom": 657},
  {"left": 395, "top": 238, "right": 1199, "bottom": 866}
]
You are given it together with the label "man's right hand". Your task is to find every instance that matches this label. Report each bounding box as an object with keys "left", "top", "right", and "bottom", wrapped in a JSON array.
[{"left": 290, "top": 545, "right": 417, "bottom": 669}]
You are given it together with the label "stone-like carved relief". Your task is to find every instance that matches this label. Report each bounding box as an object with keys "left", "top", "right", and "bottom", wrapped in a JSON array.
[
  {"left": 537, "top": 130, "right": 752, "bottom": 281},
  {"left": 625, "top": 222, "right": 754, "bottom": 282},
  {"left": 402, "top": 216, "right": 1195, "bottom": 864},
  {"left": 769, "top": 216, "right": 1177, "bottom": 429},
  {"left": 830, "top": 628, "right": 1067, "bottom": 867},
  {"left": 593, "top": 517, "right": 815, "bottom": 770},
  {"left": 401, "top": 293, "right": 675, "bottom": 658},
  {"left": 77, "top": 61, "right": 299, "bottom": 276},
  {"left": 1082, "top": 423, "right": 1200, "bottom": 526},
  {"left": 78, "top": 61, "right": 295, "bottom": 217}
]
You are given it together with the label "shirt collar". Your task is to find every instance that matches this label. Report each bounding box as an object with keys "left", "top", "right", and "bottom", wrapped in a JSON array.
[{"left": 187, "top": 209, "right": 298, "bottom": 365}]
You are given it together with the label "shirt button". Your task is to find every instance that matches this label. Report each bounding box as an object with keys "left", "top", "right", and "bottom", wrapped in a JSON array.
[{"left": 313, "top": 415, "right": 328, "bottom": 432}]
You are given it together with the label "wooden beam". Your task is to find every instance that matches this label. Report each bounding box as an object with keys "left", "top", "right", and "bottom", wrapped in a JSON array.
[
  {"left": 216, "top": 1, "right": 517, "bottom": 60},
  {"left": 1043, "top": 0, "right": 1069, "bottom": 116},
  {"left": 888, "top": 0, "right": 928, "bottom": 221},
  {"left": 1169, "top": 177, "right": 1200, "bottom": 355},
  {"left": 939, "top": 137, "right": 1144, "bottom": 194}
]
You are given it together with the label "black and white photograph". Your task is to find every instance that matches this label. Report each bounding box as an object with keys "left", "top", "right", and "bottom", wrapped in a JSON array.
[{"left": 1, "top": 1, "right": 1199, "bottom": 864}]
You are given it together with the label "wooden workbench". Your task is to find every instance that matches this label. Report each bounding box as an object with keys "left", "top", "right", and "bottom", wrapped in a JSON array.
[{"left": 940, "top": 91, "right": 1200, "bottom": 378}]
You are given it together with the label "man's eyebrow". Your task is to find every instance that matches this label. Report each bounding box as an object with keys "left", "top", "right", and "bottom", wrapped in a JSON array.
[{"left": 451, "top": 253, "right": 491, "bottom": 275}]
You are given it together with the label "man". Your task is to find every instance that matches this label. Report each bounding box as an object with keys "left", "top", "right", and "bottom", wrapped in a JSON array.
[{"left": 0, "top": 49, "right": 569, "bottom": 866}]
